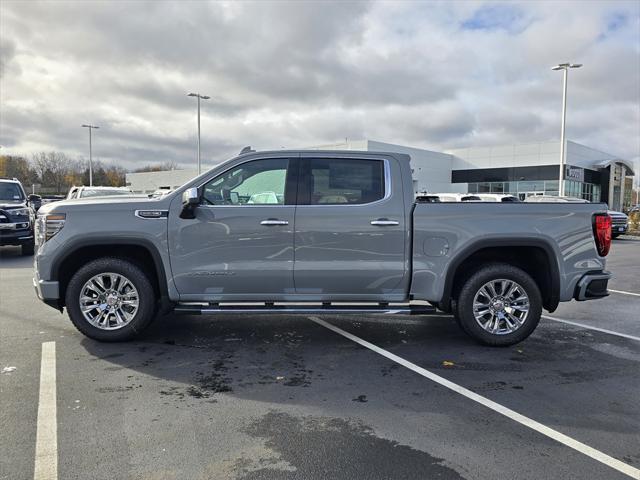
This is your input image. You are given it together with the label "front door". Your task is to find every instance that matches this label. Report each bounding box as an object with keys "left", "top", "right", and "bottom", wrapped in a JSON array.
[
  {"left": 169, "top": 157, "right": 297, "bottom": 301},
  {"left": 293, "top": 155, "right": 408, "bottom": 300}
]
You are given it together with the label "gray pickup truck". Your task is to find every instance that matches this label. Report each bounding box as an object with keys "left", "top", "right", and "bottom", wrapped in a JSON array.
[{"left": 33, "top": 150, "right": 613, "bottom": 346}]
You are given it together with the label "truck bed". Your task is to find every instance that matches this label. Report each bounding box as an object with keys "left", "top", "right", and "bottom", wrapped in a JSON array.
[{"left": 410, "top": 202, "right": 608, "bottom": 305}]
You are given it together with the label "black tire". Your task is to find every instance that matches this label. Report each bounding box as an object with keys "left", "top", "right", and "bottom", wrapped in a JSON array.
[
  {"left": 456, "top": 263, "right": 542, "bottom": 346},
  {"left": 65, "top": 257, "right": 156, "bottom": 342},
  {"left": 611, "top": 233, "right": 620, "bottom": 239},
  {"left": 452, "top": 303, "right": 471, "bottom": 336},
  {"left": 21, "top": 240, "right": 35, "bottom": 256}
]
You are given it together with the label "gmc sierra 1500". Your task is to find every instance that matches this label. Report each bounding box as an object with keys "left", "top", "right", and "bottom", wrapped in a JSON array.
[{"left": 34, "top": 150, "right": 612, "bottom": 346}]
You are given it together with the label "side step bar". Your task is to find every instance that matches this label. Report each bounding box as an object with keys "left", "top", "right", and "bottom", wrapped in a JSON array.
[{"left": 174, "top": 303, "right": 436, "bottom": 315}]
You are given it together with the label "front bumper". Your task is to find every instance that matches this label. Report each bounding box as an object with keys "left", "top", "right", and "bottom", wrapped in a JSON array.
[
  {"left": 33, "top": 270, "right": 61, "bottom": 311},
  {"left": 574, "top": 271, "right": 611, "bottom": 301},
  {"left": 0, "top": 226, "right": 34, "bottom": 246},
  {"left": 611, "top": 225, "right": 628, "bottom": 235}
]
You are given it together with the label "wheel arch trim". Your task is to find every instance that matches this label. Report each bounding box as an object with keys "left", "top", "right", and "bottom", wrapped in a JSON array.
[
  {"left": 440, "top": 237, "right": 561, "bottom": 312},
  {"left": 50, "top": 236, "right": 170, "bottom": 300}
]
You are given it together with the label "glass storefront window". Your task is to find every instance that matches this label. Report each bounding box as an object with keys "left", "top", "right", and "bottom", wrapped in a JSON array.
[
  {"left": 518, "top": 181, "right": 545, "bottom": 192},
  {"left": 466, "top": 179, "right": 601, "bottom": 202}
]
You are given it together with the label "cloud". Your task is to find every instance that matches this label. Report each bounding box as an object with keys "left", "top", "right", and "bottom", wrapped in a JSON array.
[{"left": 0, "top": 0, "right": 638, "bottom": 171}]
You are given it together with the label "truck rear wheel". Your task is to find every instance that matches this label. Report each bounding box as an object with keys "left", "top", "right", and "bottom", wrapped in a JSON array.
[
  {"left": 456, "top": 263, "right": 542, "bottom": 346},
  {"left": 65, "top": 257, "right": 156, "bottom": 342}
]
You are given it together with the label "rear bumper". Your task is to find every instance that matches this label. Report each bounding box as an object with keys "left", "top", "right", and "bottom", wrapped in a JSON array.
[{"left": 574, "top": 271, "right": 611, "bottom": 301}]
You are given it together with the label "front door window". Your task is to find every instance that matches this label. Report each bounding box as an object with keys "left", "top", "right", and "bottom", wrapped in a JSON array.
[{"left": 202, "top": 158, "right": 289, "bottom": 206}]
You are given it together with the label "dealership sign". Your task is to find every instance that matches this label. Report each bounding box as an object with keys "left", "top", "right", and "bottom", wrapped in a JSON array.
[{"left": 565, "top": 165, "right": 584, "bottom": 182}]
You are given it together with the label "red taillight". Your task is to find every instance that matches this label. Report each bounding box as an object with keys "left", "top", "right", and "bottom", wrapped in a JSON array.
[{"left": 593, "top": 214, "right": 612, "bottom": 257}]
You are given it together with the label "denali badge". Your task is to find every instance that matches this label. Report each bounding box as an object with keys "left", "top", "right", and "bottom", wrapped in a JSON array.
[{"left": 188, "top": 271, "right": 236, "bottom": 276}]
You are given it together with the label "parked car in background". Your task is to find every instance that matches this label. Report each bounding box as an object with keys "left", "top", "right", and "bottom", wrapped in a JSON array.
[
  {"left": 67, "top": 186, "right": 133, "bottom": 199},
  {"left": 149, "top": 189, "right": 174, "bottom": 198},
  {"left": 41, "top": 195, "right": 66, "bottom": 206},
  {"left": 0, "top": 177, "right": 39, "bottom": 255},
  {"left": 34, "top": 149, "right": 613, "bottom": 347},
  {"left": 608, "top": 210, "right": 628, "bottom": 238},
  {"left": 476, "top": 194, "right": 520, "bottom": 202},
  {"left": 415, "top": 193, "right": 441, "bottom": 203},
  {"left": 524, "top": 195, "right": 589, "bottom": 203},
  {"left": 432, "top": 193, "right": 482, "bottom": 202}
]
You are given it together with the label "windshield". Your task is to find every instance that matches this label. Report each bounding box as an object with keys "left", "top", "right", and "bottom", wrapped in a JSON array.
[
  {"left": 0, "top": 183, "right": 25, "bottom": 202},
  {"left": 79, "top": 189, "right": 131, "bottom": 198}
]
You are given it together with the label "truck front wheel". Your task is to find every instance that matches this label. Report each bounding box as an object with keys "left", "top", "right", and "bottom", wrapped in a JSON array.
[
  {"left": 65, "top": 257, "right": 156, "bottom": 342},
  {"left": 456, "top": 263, "right": 542, "bottom": 346}
]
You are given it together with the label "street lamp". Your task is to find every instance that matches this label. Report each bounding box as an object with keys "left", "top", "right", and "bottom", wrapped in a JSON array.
[
  {"left": 81, "top": 124, "right": 99, "bottom": 186},
  {"left": 187, "top": 93, "right": 210, "bottom": 174},
  {"left": 551, "top": 63, "right": 582, "bottom": 197}
]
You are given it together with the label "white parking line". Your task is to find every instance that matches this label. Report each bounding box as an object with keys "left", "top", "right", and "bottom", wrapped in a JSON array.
[
  {"left": 542, "top": 315, "right": 640, "bottom": 342},
  {"left": 34, "top": 342, "right": 57, "bottom": 480},
  {"left": 308, "top": 316, "right": 640, "bottom": 479},
  {"left": 609, "top": 289, "right": 640, "bottom": 298}
]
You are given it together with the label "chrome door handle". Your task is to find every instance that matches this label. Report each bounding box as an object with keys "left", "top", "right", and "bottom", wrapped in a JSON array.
[
  {"left": 260, "top": 219, "right": 289, "bottom": 226},
  {"left": 371, "top": 219, "right": 399, "bottom": 226}
]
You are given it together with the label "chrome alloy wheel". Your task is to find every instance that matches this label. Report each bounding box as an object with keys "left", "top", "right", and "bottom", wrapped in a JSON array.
[
  {"left": 79, "top": 272, "right": 139, "bottom": 330},
  {"left": 472, "top": 279, "right": 530, "bottom": 335}
]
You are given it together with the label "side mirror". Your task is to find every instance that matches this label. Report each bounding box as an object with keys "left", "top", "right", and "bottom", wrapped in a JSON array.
[
  {"left": 28, "top": 194, "right": 42, "bottom": 211},
  {"left": 182, "top": 188, "right": 199, "bottom": 206},
  {"left": 180, "top": 187, "right": 199, "bottom": 219}
]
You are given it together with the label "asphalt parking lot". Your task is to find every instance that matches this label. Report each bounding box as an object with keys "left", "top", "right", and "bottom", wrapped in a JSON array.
[{"left": 1, "top": 238, "right": 639, "bottom": 480}]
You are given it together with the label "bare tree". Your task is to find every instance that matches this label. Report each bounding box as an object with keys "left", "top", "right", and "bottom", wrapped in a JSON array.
[{"left": 32, "top": 151, "right": 74, "bottom": 194}]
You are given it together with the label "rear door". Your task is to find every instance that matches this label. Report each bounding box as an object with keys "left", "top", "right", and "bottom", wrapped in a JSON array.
[{"left": 293, "top": 154, "right": 408, "bottom": 300}]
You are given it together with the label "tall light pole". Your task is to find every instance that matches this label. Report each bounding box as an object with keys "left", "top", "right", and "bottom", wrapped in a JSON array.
[
  {"left": 81, "top": 124, "right": 99, "bottom": 186},
  {"left": 187, "top": 93, "right": 210, "bottom": 174},
  {"left": 551, "top": 63, "right": 582, "bottom": 197}
]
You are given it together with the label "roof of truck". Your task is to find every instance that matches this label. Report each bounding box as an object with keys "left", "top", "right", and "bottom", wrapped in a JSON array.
[{"left": 237, "top": 149, "right": 410, "bottom": 159}]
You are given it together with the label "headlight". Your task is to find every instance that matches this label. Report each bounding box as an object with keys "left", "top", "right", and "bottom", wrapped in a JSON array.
[
  {"left": 37, "top": 213, "right": 66, "bottom": 244},
  {"left": 12, "top": 207, "right": 30, "bottom": 217}
]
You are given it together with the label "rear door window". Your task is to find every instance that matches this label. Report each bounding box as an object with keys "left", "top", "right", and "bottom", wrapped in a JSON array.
[{"left": 302, "top": 158, "right": 385, "bottom": 205}]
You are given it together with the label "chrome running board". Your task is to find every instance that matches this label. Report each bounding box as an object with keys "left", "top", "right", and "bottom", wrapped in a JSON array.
[{"left": 174, "top": 302, "right": 436, "bottom": 315}]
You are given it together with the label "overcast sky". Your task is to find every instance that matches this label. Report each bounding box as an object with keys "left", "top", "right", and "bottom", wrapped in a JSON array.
[{"left": 1, "top": 0, "right": 639, "bottom": 173}]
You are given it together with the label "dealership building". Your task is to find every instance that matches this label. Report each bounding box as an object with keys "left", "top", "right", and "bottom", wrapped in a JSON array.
[{"left": 126, "top": 139, "right": 635, "bottom": 211}]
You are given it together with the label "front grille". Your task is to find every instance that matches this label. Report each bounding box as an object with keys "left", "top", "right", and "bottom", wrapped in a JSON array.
[
  {"left": 611, "top": 217, "right": 627, "bottom": 226},
  {"left": 0, "top": 210, "right": 9, "bottom": 223}
]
